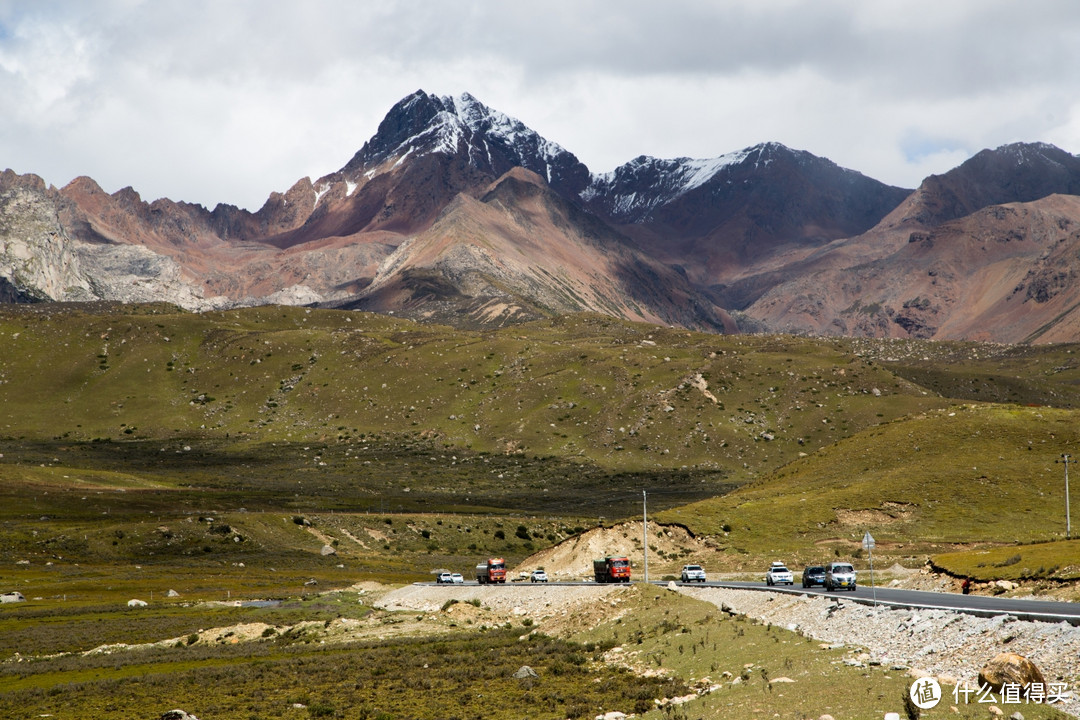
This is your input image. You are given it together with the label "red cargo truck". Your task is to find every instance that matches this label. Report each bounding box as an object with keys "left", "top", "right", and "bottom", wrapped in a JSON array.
[
  {"left": 593, "top": 556, "right": 631, "bottom": 583},
  {"left": 475, "top": 557, "right": 507, "bottom": 584}
]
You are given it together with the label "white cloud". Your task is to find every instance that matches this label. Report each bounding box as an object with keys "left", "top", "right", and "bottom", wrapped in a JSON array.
[{"left": 1, "top": 0, "right": 1078, "bottom": 209}]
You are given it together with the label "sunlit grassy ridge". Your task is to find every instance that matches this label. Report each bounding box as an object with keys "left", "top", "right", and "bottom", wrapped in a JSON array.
[{"left": 661, "top": 403, "right": 1080, "bottom": 571}]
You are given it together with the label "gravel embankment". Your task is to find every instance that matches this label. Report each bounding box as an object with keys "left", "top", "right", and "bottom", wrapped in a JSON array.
[{"left": 678, "top": 586, "right": 1080, "bottom": 717}]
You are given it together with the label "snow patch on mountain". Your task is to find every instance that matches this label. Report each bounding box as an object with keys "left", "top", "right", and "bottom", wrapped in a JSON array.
[
  {"left": 584, "top": 148, "right": 754, "bottom": 221},
  {"left": 313, "top": 182, "right": 331, "bottom": 207}
]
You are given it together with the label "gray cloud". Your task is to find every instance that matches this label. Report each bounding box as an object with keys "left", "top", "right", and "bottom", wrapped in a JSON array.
[{"left": 1, "top": 0, "right": 1078, "bottom": 209}]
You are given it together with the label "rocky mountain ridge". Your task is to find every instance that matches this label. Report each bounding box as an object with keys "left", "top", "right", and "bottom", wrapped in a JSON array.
[
  {"left": 740, "top": 144, "right": 1080, "bottom": 342},
  {"left": 5, "top": 90, "right": 1080, "bottom": 341}
]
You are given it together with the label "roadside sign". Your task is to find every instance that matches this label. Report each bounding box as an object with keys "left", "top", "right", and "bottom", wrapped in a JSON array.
[{"left": 863, "top": 531, "right": 877, "bottom": 606}]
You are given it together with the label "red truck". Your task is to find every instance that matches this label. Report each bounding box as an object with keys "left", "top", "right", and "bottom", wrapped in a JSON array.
[
  {"left": 593, "top": 556, "right": 631, "bottom": 583},
  {"left": 475, "top": 557, "right": 507, "bottom": 584}
]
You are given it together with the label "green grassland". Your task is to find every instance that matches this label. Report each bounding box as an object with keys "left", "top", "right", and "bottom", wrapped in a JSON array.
[
  {"left": 0, "top": 592, "right": 686, "bottom": 720},
  {"left": 0, "top": 304, "right": 945, "bottom": 477},
  {"left": 3, "top": 303, "right": 1080, "bottom": 718},
  {"left": 660, "top": 403, "right": 1080, "bottom": 577},
  {"left": 3, "top": 585, "right": 1072, "bottom": 720},
  {"left": 933, "top": 539, "right": 1080, "bottom": 582},
  {"left": 4, "top": 304, "right": 1080, "bottom": 588}
]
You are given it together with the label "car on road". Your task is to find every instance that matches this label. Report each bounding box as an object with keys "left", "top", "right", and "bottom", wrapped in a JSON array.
[
  {"left": 765, "top": 561, "right": 794, "bottom": 586},
  {"left": 436, "top": 572, "right": 453, "bottom": 584},
  {"left": 801, "top": 565, "right": 826, "bottom": 588},
  {"left": 450, "top": 572, "right": 465, "bottom": 584},
  {"left": 530, "top": 569, "right": 548, "bottom": 583},
  {"left": 825, "top": 562, "right": 857, "bottom": 591},
  {"left": 680, "top": 564, "right": 707, "bottom": 582}
]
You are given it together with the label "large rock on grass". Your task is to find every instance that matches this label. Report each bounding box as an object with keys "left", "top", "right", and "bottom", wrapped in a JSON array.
[
  {"left": 978, "top": 652, "right": 1045, "bottom": 695},
  {"left": 160, "top": 711, "right": 200, "bottom": 720}
]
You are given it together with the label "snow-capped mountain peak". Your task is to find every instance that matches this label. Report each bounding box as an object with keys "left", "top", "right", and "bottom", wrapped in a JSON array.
[{"left": 343, "top": 91, "right": 587, "bottom": 193}]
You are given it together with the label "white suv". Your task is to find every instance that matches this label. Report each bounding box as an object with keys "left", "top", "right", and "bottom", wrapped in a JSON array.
[
  {"left": 680, "top": 564, "right": 707, "bottom": 582},
  {"left": 825, "top": 562, "right": 857, "bottom": 591},
  {"left": 765, "top": 561, "right": 794, "bottom": 586}
]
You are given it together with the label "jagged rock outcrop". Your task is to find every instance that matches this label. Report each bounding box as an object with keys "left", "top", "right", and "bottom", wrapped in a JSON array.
[{"left": 0, "top": 173, "right": 95, "bottom": 302}]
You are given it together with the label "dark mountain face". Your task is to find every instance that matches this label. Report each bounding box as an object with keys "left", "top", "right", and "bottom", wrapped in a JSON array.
[
  {"left": 907, "top": 142, "right": 1080, "bottom": 227},
  {"left": 583, "top": 143, "right": 908, "bottom": 232},
  {"left": 580, "top": 143, "right": 912, "bottom": 293}
]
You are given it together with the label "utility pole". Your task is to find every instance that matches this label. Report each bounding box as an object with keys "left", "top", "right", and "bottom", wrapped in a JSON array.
[
  {"left": 862, "top": 531, "right": 877, "bottom": 607},
  {"left": 1058, "top": 454, "right": 1075, "bottom": 539},
  {"left": 642, "top": 490, "right": 649, "bottom": 584}
]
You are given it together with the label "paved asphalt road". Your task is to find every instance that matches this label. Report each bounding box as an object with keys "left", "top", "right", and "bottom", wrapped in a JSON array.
[{"left": 431, "top": 580, "right": 1080, "bottom": 624}]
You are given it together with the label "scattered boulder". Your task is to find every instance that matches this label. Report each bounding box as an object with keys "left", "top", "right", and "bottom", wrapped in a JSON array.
[
  {"left": 978, "top": 652, "right": 1046, "bottom": 696},
  {"left": 512, "top": 665, "right": 538, "bottom": 679},
  {"left": 321, "top": 544, "right": 337, "bottom": 556},
  {"left": 160, "top": 712, "right": 200, "bottom": 720},
  {"left": 166, "top": 589, "right": 180, "bottom": 598}
]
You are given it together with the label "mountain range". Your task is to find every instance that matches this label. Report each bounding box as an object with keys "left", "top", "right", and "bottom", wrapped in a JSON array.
[{"left": 4, "top": 89, "right": 1080, "bottom": 342}]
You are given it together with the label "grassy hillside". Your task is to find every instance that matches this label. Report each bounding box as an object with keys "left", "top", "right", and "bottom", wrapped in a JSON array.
[
  {"left": 0, "top": 303, "right": 954, "bottom": 514},
  {"left": 661, "top": 403, "right": 1080, "bottom": 577},
  {"left": 4, "top": 303, "right": 1080, "bottom": 591},
  {"left": 5, "top": 303, "right": 1080, "bottom": 719}
]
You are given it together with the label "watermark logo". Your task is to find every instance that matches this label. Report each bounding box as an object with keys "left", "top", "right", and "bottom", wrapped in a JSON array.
[
  {"left": 909, "top": 677, "right": 941, "bottom": 710},
  {"left": 952, "top": 680, "right": 1069, "bottom": 705},
  {"left": 910, "top": 677, "right": 1071, "bottom": 706}
]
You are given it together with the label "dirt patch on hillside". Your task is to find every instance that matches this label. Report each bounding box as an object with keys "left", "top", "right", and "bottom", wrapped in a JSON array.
[
  {"left": 510, "top": 521, "right": 721, "bottom": 581},
  {"left": 375, "top": 582, "right": 632, "bottom": 636},
  {"left": 365, "top": 527, "right": 389, "bottom": 543},
  {"left": 834, "top": 508, "right": 905, "bottom": 526}
]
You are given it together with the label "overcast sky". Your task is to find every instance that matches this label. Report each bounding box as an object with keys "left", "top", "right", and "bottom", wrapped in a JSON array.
[{"left": 2, "top": 1, "right": 1079, "bottom": 211}]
